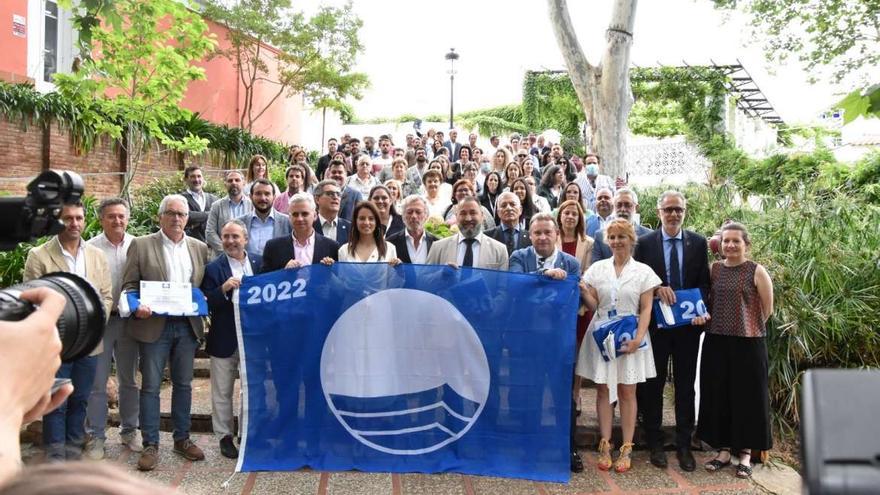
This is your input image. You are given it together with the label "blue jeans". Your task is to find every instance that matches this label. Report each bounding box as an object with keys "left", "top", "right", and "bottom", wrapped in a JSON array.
[
  {"left": 86, "top": 316, "right": 140, "bottom": 439},
  {"left": 43, "top": 355, "right": 98, "bottom": 460},
  {"left": 139, "top": 318, "right": 199, "bottom": 446}
]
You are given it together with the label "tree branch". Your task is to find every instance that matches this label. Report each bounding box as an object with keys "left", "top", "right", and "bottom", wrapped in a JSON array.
[{"left": 546, "top": 0, "right": 598, "bottom": 121}]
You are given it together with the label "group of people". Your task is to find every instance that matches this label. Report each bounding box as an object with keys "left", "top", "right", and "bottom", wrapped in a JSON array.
[{"left": 20, "top": 130, "right": 774, "bottom": 482}]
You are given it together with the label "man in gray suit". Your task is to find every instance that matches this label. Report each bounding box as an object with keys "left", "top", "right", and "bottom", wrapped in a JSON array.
[
  {"left": 181, "top": 165, "right": 218, "bottom": 243},
  {"left": 426, "top": 196, "right": 508, "bottom": 270},
  {"left": 592, "top": 187, "right": 652, "bottom": 262},
  {"left": 206, "top": 170, "right": 253, "bottom": 258},
  {"left": 236, "top": 178, "right": 290, "bottom": 259},
  {"left": 120, "top": 194, "right": 210, "bottom": 472}
]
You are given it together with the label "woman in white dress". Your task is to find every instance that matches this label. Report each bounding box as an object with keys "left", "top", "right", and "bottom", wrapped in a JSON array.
[
  {"left": 576, "top": 218, "right": 661, "bottom": 473},
  {"left": 322, "top": 201, "right": 401, "bottom": 265}
]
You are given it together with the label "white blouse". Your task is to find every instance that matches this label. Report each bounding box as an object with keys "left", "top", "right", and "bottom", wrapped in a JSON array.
[{"left": 337, "top": 241, "right": 398, "bottom": 262}]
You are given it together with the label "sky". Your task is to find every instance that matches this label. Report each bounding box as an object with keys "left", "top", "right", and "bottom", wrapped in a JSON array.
[{"left": 301, "top": 0, "right": 867, "bottom": 125}]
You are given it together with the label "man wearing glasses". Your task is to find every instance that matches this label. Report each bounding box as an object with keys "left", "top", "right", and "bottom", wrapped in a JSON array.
[
  {"left": 311, "top": 179, "right": 351, "bottom": 245},
  {"left": 634, "top": 190, "right": 710, "bottom": 472},
  {"left": 121, "top": 194, "right": 210, "bottom": 472}
]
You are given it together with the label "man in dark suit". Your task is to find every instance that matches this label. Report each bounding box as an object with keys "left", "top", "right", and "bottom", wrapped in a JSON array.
[
  {"left": 444, "top": 129, "right": 462, "bottom": 161},
  {"left": 120, "top": 194, "right": 210, "bottom": 471},
  {"left": 585, "top": 187, "right": 614, "bottom": 238},
  {"left": 634, "top": 190, "right": 710, "bottom": 472},
  {"left": 315, "top": 137, "right": 338, "bottom": 181},
  {"left": 312, "top": 179, "right": 351, "bottom": 245},
  {"left": 592, "top": 188, "right": 652, "bottom": 262},
  {"left": 387, "top": 195, "right": 437, "bottom": 264},
  {"left": 484, "top": 192, "right": 531, "bottom": 256},
  {"left": 261, "top": 192, "right": 339, "bottom": 273},
  {"left": 201, "top": 219, "right": 261, "bottom": 459},
  {"left": 325, "top": 159, "right": 362, "bottom": 223},
  {"left": 181, "top": 165, "right": 218, "bottom": 243}
]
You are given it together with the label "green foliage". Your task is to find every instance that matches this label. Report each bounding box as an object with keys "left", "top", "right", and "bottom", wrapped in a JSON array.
[
  {"left": 424, "top": 218, "right": 455, "bottom": 239},
  {"left": 837, "top": 84, "right": 880, "bottom": 123},
  {"left": 713, "top": 0, "right": 879, "bottom": 86},
  {"left": 204, "top": 0, "right": 369, "bottom": 131},
  {"left": 628, "top": 100, "right": 688, "bottom": 137}
]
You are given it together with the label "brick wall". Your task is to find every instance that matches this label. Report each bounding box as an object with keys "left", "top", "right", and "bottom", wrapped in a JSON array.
[{"left": 0, "top": 116, "right": 232, "bottom": 199}]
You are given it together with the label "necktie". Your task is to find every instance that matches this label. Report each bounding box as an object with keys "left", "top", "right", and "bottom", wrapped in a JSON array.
[
  {"left": 504, "top": 229, "right": 515, "bottom": 254},
  {"left": 462, "top": 238, "right": 476, "bottom": 267},
  {"left": 669, "top": 238, "right": 682, "bottom": 290},
  {"left": 537, "top": 256, "right": 547, "bottom": 270}
]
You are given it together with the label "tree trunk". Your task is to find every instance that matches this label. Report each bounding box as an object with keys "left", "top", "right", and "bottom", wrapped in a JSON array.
[{"left": 547, "top": 0, "right": 637, "bottom": 181}]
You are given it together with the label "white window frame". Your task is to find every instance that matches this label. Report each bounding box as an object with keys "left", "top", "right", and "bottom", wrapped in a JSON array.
[{"left": 27, "top": 0, "right": 78, "bottom": 93}]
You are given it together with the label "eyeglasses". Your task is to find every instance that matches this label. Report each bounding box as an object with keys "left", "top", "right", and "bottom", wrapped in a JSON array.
[
  {"left": 661, "top": 207, "right": 685, "bottom": 214},
  {"left": 162, "top": 211, "right": 188, "bottom": 218},
  {"left": 321, "top": 191, "right": 341, "bottom": 198}
]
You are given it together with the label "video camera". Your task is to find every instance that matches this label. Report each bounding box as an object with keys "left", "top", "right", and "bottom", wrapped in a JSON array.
[{"left": 0, "top": 170, "right": 106, "bottom": 361}]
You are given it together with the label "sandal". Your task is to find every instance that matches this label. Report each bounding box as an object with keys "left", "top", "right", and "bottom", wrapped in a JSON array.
[
  {"left": 736, "top": 463, "right": 753, "bottom": 478},
  {"left": 704, "top": 449, "right": 732, "bottom": 472},
  {"left": 596, "top": 438, "right": 612, "bottom": 471},
  {"left": 614, "top": 442, "right": 634, "bottom": 473}
]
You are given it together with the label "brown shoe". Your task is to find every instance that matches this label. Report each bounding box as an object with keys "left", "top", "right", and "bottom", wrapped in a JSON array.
[
  {"left": 173, "top": 438, "right": 205, "bottom": 461},
  {"left": 137, "top": 445, "right": 159, "bottom": 471}
]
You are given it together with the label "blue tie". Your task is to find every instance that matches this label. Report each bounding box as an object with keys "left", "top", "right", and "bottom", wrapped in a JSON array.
[{"left": 669, "top": 238, "right": 682, "bottom": 290}]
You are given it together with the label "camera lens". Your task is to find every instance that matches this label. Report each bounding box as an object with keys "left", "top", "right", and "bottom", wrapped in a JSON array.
[{"left": 0, "top": 272, "right": 106, "bottom": 362}]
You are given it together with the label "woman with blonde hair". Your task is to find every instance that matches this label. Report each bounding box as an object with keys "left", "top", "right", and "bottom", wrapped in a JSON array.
[{"left": 576, "top": 219, "right": 661, "bottom": 473}]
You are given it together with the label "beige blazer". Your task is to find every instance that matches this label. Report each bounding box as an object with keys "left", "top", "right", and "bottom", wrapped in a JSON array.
[
  {"left": 425, "top": 233, "right": 509, "bottom": 270},
  {"left": 556, "top": 234, "right": 594, "bottom": 275},
  {"left": 121, "top": 232, "right": 209, "bottom": 343},
  {"left": 23, "top": 236, "right": 114, "bottom": 356}
]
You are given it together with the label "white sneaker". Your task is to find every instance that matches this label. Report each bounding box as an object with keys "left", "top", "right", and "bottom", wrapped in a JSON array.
[
  {"left": 120, "top": 431, "right": 143, "bottom": 452},
  {"left": 84, "top": 437, "right": 105, "bottom": 461}
]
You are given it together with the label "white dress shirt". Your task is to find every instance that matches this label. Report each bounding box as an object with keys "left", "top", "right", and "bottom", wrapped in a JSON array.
[
  {"left": 88, "top": 232, "right": 134, "bottom": 309},
  {"left": 227, "top": 254, "right": 253, "bottom": 279},
  {"left": 187, "top": 188, "right": 206, "bottom": 211},
  {"left": 318, "top": 214, "right": 339, "bottom": 241},
  {"left": 160, "top": 231, "right": 193, "bottom": 283},
  {"left": 405, "top": 230, "right": 429, "bottom": 264},
  {"left": 59, "top": 238, "right": 86, "bottom": 277}
]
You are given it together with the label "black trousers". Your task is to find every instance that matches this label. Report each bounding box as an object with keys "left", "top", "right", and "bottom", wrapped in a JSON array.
[{"left": 637, "top": 325, "right": 702, "bottom": 449}]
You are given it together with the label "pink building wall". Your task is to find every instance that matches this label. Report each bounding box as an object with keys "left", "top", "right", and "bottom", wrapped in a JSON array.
[{"left": 0, "top": 0, "right": 31, "bottom": 83}]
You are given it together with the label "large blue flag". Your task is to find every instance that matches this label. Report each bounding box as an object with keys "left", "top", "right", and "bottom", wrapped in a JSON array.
[{"left": 233, "top": 263, "right": 579, "bottom": 482}]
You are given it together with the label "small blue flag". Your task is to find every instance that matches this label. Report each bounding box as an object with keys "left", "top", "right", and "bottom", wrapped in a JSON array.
[
  {"left": 652, "top": 288, "right": 707, "bottom": 329},
  {"left": 234, "top": 263, "right": 579, "bottom": 482}
]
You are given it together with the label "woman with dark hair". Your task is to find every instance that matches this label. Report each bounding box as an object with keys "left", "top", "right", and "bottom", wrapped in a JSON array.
[
  {"left": 698, "top": 222, "right": 774, "bottom": 479},
  {"left": 422, "top": 168, "right": 451, "bottom": 218},
  {"left": 480, "top": 171, "right": 503, "bottom": 222},
  {"left": 243, "top": 154, "right": 281, "bottom": 196},
  {"left": 557, "top": 182, "right": 585, "bottom": 216},
  {"left": 369, "top": 185, "right": 405, "bottom": 238},
  {"left": 443, "top": 179, "right": 496, "bottom": 231},
  {"left": 522, "top": 158, "right": 541, "bottom": 181},
  {"left": 556, "top": 156, "right": 578, "bottom": 183},
  {"left": 461, "top": 162, "right": 482, "bottom": 195},
  {"left": 324, "top": 201, "right": 400, "bottom": 264},
  {"left": 537, "top": 164, "right": 566, "bottom": 209},
  {"left": 509, "top": 177, "right": 537, "bottom": 230}
]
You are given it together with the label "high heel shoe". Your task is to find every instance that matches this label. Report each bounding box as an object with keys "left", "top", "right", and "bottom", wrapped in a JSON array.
[
  {"left": 614, "top": 442, "right": 634, "bottom": 473},
  {"left": 596, "top": 438, "right": 612, "bottom": 471}
]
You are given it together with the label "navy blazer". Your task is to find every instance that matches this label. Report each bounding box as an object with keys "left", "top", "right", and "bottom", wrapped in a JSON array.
[
  {"left": 339, "top": 186, "right": 363, "bottom": 224},
  {"left": 591, "top": 223, "right": 653, "bottom": 262},
  {"left": 634, "top": 229, "right": 710, "bottom": 300},
  {"left": 260, "top": 233, "right": 339, "bottom": 273},
  {"left": 201, "top": 253, "right": 261, "bottom": 358},
  {"left": 585, "top": 214, "right": 610, "bottom": 239},
  {"left": 509, "top": 246, "right": 580, "bottom": 277},
  {"left": 386, "top": 230, "right": 438, "bottom": 264},
  {"left": 312, "top": 217, "right": 351, "bottom": 246},
  {"left": 484, "top": 225, "right": 532, "bottom": 256},
  {"left": 381, "top": 214, "right": 405, "bottom": 239}
]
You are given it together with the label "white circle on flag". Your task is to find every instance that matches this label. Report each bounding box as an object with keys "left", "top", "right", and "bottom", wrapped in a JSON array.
[{"left": 320, "top": 288, "right": 490, "bottom": 455}]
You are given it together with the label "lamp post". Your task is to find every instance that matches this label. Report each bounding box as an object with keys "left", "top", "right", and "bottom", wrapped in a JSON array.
[{"left": 445, "top": 48, "right": 459, "bottom": 130}]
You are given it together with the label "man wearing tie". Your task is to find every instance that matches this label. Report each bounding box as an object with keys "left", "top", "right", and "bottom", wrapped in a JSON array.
[
  {"left": 121, "top": 195, "right": 210, "bottom": 471},
  {"left": 484, "top": 192, "right": 531, "bottom": 256},
  {"left": 425, "top": 196, "right": 508, "bottom": 270},
  {"left": 634, "top": 190, "right": 710, "bottom": 472}
]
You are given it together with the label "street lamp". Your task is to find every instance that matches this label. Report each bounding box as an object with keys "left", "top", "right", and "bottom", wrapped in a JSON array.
[{"left": 445, "top": 48, "right": 459, "bottom": 130}]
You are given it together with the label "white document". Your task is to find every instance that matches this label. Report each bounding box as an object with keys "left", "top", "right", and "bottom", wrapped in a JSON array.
[
  {"left": 658, "top": 301, "right": 676, "bottom": 326},
  {"left": 140, "top": 281, "right": 192, "bottom": 314}
]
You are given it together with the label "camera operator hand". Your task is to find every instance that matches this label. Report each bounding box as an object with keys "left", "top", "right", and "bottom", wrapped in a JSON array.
[{"left": 0, "top": 288, "right": 73, "bottom": 485}]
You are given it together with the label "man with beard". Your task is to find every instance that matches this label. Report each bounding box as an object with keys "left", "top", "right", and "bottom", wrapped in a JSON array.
[
  {"left": 484, "top": 192, "right": 531, "bottom": 256},
  {"left": 426, "top": 196, "right": 508, "bottom": 270},
  {"left": 236, "top": 179, "right": 291, "bottom": 259},
  {"left": 273, "top": 165, "right": 306, "bottom": 214},
  {"left": 181, "top": 165, "right": 218, "bottom": 243},
  {"left": 206, "top": 170, "right": 253, "bottom": 258},
  {"left": 592, "top": 188, "right": 652, "bottom": 262},
  {"left": 326, "top": 160, "right": 363, "bottom": 223},
  {"left": 586, "top": 187, "right": 615, "bottom": 238},
  {"left": 407, "top": 147, "right": 430, "bottom": 188}
]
